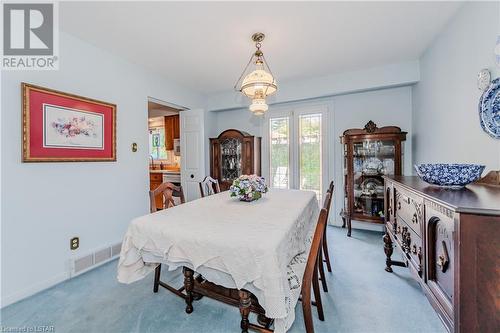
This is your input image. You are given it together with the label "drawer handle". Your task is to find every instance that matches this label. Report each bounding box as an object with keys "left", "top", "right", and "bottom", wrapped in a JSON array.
[{"left": 436, "top": 241, "right": 450, "bottom": 273}]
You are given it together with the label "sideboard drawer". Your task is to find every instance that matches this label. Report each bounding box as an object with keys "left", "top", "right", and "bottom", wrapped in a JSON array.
[
  {"left": 395, "top": 187, "right": 423, "bottom": 237},
  {"left": 395, "top": 219, "right": 423, "bottom": 276}
]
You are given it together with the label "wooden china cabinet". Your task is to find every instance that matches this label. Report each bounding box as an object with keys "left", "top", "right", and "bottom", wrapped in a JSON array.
[
  {"left": 210, "top": 129, "right": 261, "bottom": 191},
  {"left": 341, "top": 121, "right": 407, "bottom": 236}
]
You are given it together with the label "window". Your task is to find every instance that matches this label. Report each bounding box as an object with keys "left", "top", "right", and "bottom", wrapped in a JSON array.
[
  {"left": 299, "top": 113, "right": 323, "bottom": 200},
  {"left": 269, "top": 117, "right": 290, "bottom": 189},
  {"left": 149, "top": 127, "right": 168, "bottom": 159},
  {"left": 266, "top": 105, "right": 328, "bottom": 200}
]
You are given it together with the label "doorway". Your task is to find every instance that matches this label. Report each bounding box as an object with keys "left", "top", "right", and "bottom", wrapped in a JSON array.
[{"left": 147, "top": 97, "right": 184, "bottom": 209}]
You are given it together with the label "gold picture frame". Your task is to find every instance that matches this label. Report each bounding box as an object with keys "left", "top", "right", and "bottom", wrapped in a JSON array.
[{"left": 22, "top": 83, "right": 116, "bottom": 162}]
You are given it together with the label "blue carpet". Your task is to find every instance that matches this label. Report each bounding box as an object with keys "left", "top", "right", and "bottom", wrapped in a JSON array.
[{"left": 1, "top": 227, "right": 445, "bottom": 332}]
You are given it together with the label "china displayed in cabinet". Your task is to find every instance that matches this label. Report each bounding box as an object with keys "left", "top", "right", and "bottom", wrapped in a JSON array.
[
  {"left": 210, "top": 129, "right": 261, "bottom": 191},
  {"left": 340, "top": 121, "right": 407, "bottom": 236}
]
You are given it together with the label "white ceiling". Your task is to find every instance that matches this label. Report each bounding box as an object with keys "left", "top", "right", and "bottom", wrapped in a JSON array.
[
  {"left": 148, "top": 101, "right": 180, "bottom": 118},
  {"left": 60, "top": 1, "right": 462, "bottom": 95}
]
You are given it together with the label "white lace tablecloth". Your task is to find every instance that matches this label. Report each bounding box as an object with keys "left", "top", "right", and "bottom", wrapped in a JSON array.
[{"left": 117, "top": 189, "right": 319, "bottom": 332}]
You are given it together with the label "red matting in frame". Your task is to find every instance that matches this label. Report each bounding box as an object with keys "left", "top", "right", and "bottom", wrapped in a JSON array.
[{"left": 22, "top": 83, "right": 116, "bottom": 162}]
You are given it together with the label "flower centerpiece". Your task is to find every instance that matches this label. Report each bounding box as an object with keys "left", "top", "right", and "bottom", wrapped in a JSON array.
[{"left": 230, "top": 174, "right": 268, "bottom": 202}]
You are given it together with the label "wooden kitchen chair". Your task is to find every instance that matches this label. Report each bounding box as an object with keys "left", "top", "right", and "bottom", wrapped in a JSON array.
[
  {"left": 149, "top": 182, "right": 185, "bottom": 212},
  {"left": 149, "top": 182, "right": 186, "bottom": 298},
  {"left": 198, "top": 176, "right": 221, "bottom": 197},
  {"left": 301, "top": 193, "right": 331, "bottom": 333}
]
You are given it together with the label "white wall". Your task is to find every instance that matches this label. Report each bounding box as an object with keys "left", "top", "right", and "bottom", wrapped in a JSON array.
[
  {"left": 212, "top": 86, "right": 413, "bottom": 230},
  {"left": 412, "top": 1, "right": 500, "bottom": 171},
  {"left": 0, "top": 32, "right": 205, "bottom": 307},
  {"left": 207, "top": 61, "right": 419, "bottom": 111}
]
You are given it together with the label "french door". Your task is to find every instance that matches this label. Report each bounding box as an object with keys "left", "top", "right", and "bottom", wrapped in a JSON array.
[{"left": 264, "top": 104, "right": 328, "bottom": 201}]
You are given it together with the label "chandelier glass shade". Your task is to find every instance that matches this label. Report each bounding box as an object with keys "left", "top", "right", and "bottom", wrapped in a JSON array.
[
  {"left": 235, "top": 33, "right": 277, "bottom": 115},
  {"left": 249, "top": 97, "right": 269, "bottom": 116}
]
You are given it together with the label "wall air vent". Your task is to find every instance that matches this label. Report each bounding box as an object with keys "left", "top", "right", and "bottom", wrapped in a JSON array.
[
  {"left": 111, "top": 243, "right": 122, "bottom": 257},
  {"left": 71, "top": 242, "right": 121, "bottom": 277}
]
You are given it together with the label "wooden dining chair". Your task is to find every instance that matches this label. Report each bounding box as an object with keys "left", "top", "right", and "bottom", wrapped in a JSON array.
[
  {"left": 149, "top": 182, "right": 185, "bottom": 212},
  {"left": 198, "top": 176, "right": 221, "bottom": 197},
  {"left": 323, "top": 181, "right": 334, "bottom": 273},
  {"left": 229, "top": 194, "right": 332, "bottom": 333},
  {"left": 301, "top": 193, "right": 331, "bottom": 333},
  {"left": 149, "top": 182, "right": 186, "bottom": 298},
  {"left": 317, "top": 184, "right": 333, "bottom": 293}
]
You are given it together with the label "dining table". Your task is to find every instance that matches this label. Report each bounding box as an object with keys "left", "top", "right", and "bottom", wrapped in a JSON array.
[{"left": 117, "top": 188, "right": 319, "bottom": 332}]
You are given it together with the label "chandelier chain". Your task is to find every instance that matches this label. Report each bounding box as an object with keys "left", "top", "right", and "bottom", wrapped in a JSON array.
[{"left": 233, "top": 52, "right": 256, "bottom": 91}]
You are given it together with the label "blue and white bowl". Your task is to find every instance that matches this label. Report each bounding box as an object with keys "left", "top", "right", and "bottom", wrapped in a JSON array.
[{"left": 414, "top": 164, "right": 485, "bottom": 188}]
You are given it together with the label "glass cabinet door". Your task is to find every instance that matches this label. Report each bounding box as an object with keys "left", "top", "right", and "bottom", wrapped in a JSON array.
[
  {"left": 352, "top": 139, "right": 396, "bottom": 219},
  {"left": 220, "top": 138, "right": 242, "bottom": 182}
]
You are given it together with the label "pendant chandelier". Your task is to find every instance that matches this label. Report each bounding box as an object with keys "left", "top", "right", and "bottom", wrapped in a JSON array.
[{"left": 234, "top": 33, "right": 277, "bottom": 116}]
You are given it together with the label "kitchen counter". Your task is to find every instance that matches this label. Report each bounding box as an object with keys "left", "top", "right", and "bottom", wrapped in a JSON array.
[{"left": 150, "top": 169, "right": 180, "bottom": 174}]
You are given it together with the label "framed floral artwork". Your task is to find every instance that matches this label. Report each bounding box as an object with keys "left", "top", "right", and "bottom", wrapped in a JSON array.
[{"left": 22, "top": 83, "right": 116, "bottom": 162}]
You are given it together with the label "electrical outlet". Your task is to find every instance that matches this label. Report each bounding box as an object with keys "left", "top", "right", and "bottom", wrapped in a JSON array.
[{"left": 70, "top": 237, "right": 79, "bottom": 250}]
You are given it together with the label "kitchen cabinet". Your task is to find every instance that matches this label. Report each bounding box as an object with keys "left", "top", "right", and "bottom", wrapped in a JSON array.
[
  {"left": 149, "top": 172, "right": 163, "bottom": 210},
  {"left": 164, "top": 115, "right": 180, "bottom": 150},
  {"left": 172, "top": 114, "right": 180, "bottom": 139}
]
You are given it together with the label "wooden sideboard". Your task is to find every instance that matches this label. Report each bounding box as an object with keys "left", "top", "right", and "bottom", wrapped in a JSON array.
[{"left": 383, "top": 176, "right": 500, "bottom": 333}]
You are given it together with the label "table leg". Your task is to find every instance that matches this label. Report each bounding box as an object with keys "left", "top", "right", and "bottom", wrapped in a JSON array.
[
  {"left": 239, "top": 289, "right": 251, "bottom": 333},
  {"left": 183, "top": 267, "right": 194, "bottom": 313},
  {"left": 153, "top": 264, "right": 161, "bottom": 293}
]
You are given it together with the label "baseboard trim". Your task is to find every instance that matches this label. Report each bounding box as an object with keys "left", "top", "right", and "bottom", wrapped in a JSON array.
[
  {"left": 1, "top": 271, "right": 69, "bottom": 308},
  {"left": 1, "top": 255, "right": 121, "bottom": 309}
]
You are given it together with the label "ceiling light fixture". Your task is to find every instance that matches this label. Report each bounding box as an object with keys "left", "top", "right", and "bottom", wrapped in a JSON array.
[{"left": 234, "top": 33, "right": 277, "bottom": 116}]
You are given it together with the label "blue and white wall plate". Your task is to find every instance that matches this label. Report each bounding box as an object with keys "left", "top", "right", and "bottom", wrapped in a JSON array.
[{"left": 479, "top": 77, "right": 500, "bottom": 139}]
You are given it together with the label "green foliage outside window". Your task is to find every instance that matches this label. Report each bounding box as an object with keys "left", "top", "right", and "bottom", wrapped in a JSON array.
[{"left": 270, "top": 114, "right": 322, "bottom": 198}]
